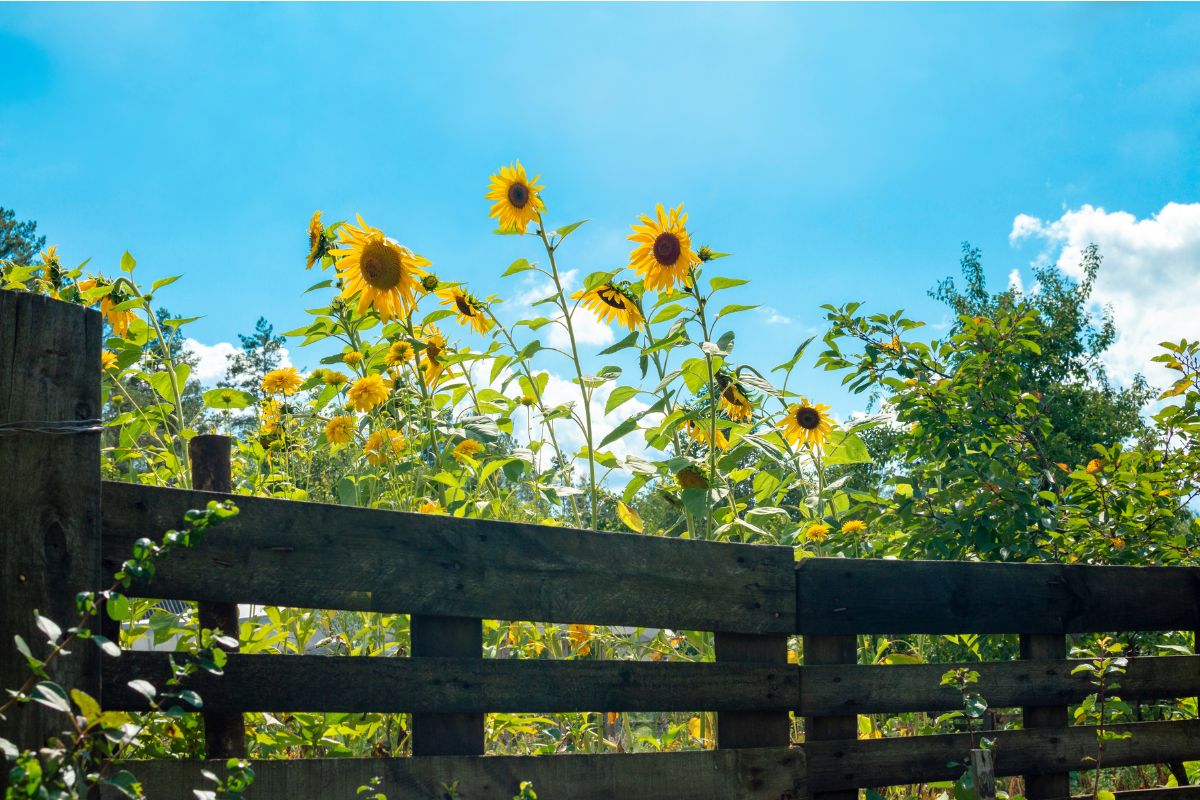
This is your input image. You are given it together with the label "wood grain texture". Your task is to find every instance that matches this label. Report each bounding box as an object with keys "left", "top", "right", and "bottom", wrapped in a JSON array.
[
  {"left": 804, "top": 633, "right": 858, "bottom": 800},
  {"left": 188, "top": 434, "right": 246, "bottom": 760},
  {"left": 796, "top": 558, "right": 1200, "bottom": 634},
  {"left": 799, "top": 656, "right": 1200, "bottom": 716},
  {"left": 804, "top": 719, "right": 1200, "bottom": 792},
  {"left": 714, "top": 632, "right": 792, "bottom": 748},
  {"left": 411, "top": 615, "right": 484, "bottom": 756},
  {"left": 102, "top": 652, "right": 799, "bottom": 713},
  {"left": 101, "top": 482, "right": 797, "bottom": 633},
  {"left": 107, "top": 748, "right": 808, "bottom": 800},
  {"left": 1102, "top": 789, "right": 1200, "bottom": 800},
  {"left": 1020, "top": 633, "right": 1070, "bottom": 800},
  {"left": 0, "top": 291, "right": 102, "bottom": 750}
]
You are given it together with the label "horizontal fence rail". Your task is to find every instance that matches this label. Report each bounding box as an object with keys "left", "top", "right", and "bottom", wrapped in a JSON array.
[{"left": 101, "top": 481, "right": 796, "bottom": 635}]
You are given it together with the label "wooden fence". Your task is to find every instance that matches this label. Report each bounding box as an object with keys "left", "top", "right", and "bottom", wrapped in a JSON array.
[{"left": 3, "top": 289, "right": 1199, "bottom": 799}]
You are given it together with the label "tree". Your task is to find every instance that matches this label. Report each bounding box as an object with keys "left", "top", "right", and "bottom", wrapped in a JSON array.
[
  {"left": 0, "top": 207, "right": 46, "bottom": 265},
  {"left": 219, "top": 318, "right": 287, "bottom": 437}
]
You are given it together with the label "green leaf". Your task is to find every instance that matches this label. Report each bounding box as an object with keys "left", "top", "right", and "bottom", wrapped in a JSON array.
[
  {"left": 599, "top": 331, "right": 640, "bottom": 356},
  {"left": 716, "top": 303, "right": 758, "bottom": 320},
  {"left": 151, "top": 275, "right": 181, "bottom": 292},
  {"left": 127, "top": 679, "right": 157, "bottom": 703},
  {"left": 709, "top": 276, "right": 749, "bottom": 292},
  {"left": 605, "top": 386, "right": 640, "bottom": 413},
  {"left": 553, "top": 219, "right": 588, "bottom": 239},
  {"left": 502, "top": 258, "right": 534, "bottom": 277},
  {"left": 106, "top": 593, "right": 131, "bottom": 621},
  {"left": 773, "top": 335, "right": 816, "bottom": 373},
  {"left": 120, "top": 251, "right": 137, "bottom": 274},
  {"left": 32, "top": 681, "right": 72, "bottom": 714},
  {"left": 823, "top": 430, "right": 872, "bottom": 466},
  {"left": 203, "top": 388, "right": 255, "bottom": 410}
]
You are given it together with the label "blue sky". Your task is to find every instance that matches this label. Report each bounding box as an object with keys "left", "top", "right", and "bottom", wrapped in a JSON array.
[{"left": 3, "top": 2, "right": 1199, "bottom": 410}]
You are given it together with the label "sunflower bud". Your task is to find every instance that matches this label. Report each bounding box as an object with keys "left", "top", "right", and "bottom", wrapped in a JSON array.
[
  {"left": 421, "top": 274, "right": 441, "bottom": 292},
  {"left": 697, "top": 245, "right": 715, "bottom": 263}
]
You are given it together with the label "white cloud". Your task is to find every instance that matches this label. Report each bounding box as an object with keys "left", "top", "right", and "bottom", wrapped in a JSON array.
[
  {"left": 1010, "top": 202, "right": 1200, "bottom": 385},
  {"left": 761, "top": 306, "right": 792, "bottom": 326},
  {"left": 1007, "top": 268, "right": 1024, "bottom": 294},
  {"left": 183, "top": 338, "right": 292, "bottom": 385}
]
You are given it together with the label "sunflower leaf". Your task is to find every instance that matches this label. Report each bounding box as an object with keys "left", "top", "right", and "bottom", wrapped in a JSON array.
[
  {"left": 552, "top": 220, "right": 589, "bottom": 240},
  {"left": 502, "top": 258, "right": 533, "bottom": 277}
]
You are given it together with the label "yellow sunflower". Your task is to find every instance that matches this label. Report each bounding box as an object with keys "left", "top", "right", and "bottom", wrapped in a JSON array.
[
  {"left": 715, "top": 374, "right": 753, "bottom": 422},
  {"left": 780, "top": 400, "right": 833, "bottom": 450},
  {"left": 805, "top": 523, "right": 831, "bottom": 542},
  {"left": 573, "top": 283, "right": 644, "bottom": 331},
  {"left": 305, "top": 211, "right": 327, "bottom": 270},
  {"left": 330, "top": 215, "right": 429, "bottom": 321},
  {"left": 486, "top": 161, "right": 546, "bottom": 233},
  {"left": 323, "top": 370, "right": 349, "bottom": 387},
  {"left": 518, "top": 394, "right": 536, "bottom": 407},
  {"left": 343, "top": 351, "right": 364, "bottom": 367},
  {"left": 1085, "top": 458, "right": 1104, "bottom": 474},
  {"left": 41, "top": 245, "right": 61, "bottom": 270},
  {"left": 685, "top": 419, "right": 730, "bottom": 451},
  {"left": 325, "top": 415, "right": 356, "bottom": 445},
  {"left": 385, "top": 341, "right": 416, "bottom": 367},
  {"left": 417, "top": 499, "right": 446, "bottom": 515},
  {"left": 79, "top": 279, "right": 136, "bottom": 338},
  {"left": 675, "top": 466, "right": 709, "bottom": 490},
  {"left": 452, "top": 438, "right": 484, "bottom": 463},
  {"left": 262, "top": 367, "right": 303, "bottom": 396},
  {"left": 364, "top": 428, "right": 406, "bottom": 465},
  {"left": 841, "top": 520, "right": 867, "bottom": 535},
  {"left": 347, "top": 374, "right": 391, "bottom": 411},
  {"left": 628, "top": 204, "right": 699, "bottom": 291},
  {"left": 421, "top": 327, "right": 448, "bottom": 385},
  {"left": 101, "top": 350, "right": 118, "bottom": 371},
  {"left": 438, "top": 287, "right": 493, "bottom": 335},
  {"left": 260, "top": 399, "right": 284, "bottom": 434}
]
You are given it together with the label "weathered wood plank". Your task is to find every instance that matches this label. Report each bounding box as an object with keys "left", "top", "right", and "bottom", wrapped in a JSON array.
[
  {"left": 101, "top": 482, "right": 796, "bottom": 634},
  {"left": 804, "top": 633, "right": 858, "bottom": 800},
  {"left": 1100, "top": 789, "right": 1200, "bottom": 800},
  {"left": 715, "top": 632, "right": 792, "bottom": 748},
  {"left": 107, "top": 748, "right": 808, "bottom": 800},
  {"left": 804, "top": 719, "right": 1200, "bottom": 792},
  {"left": 0, "top": 291, "right": 102, "bottom": 751},
  {"left": 1021, "top": 633, "right": 1071, "bottom": 800},
  {"left": 411, "top": 615, "right": 484, "bottom": 756},
  {"left": 799, "top": 656, "right": 1200, "bottom": 716},
  {"left": 189, "top": 434, "right": 246, "bottom": 760},
  {"left": 102, "top": 652, "right": 799, "bottom": 713},
  {"left": 796, "top": 558, "right": 1200, "bottom": 634}
]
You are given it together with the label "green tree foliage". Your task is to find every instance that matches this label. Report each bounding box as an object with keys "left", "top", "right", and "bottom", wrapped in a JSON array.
[
  {"left": 0, "top": 207, "right": 46, "bottom": 265},
  {"left": 218, "top": 317, "right": 287, "bottom": 436}
]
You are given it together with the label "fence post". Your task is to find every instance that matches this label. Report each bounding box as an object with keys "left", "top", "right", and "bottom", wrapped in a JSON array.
[
  {"left": 804, "top": 633, "right": 859, "bottom": 800},
  {"left": 0, "top": 291, "right": 103, "bottom": 751},
  {"left": 714, "top": 632, "right": 790, "bottom": 748},
  {"left": 189, "top": 434, "right": 246, "bottom": 759},
  {"left": 1019, "top": 633, "right": 1070, "bottom": 799},
  {"left": 410, "top": 615, "right": 484, "bottom": 756}
]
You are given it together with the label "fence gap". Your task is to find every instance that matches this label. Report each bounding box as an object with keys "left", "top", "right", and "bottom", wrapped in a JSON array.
[
  {"left": 0, "top": 292, "right": 103, "bottom": 750},
  {"left": 1019, "top": 632, "right": 1070, "bottom": 799},
  {"left": 410, "top": 615, "right": 484, "bottom": 755},
  {"left": 189, "top": 434, "right": 246, "bottom": 759},
  {"left": 714, "top": 632, "right": 790, "bottom": 748}
]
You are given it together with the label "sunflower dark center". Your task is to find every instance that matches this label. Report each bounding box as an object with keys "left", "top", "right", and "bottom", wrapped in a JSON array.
[
  {"left": 653, "top": 232, "right": 682, "bottom": 266},
  {"left": 360, "top": 242, "right": 403, "bottom": 290},
  {"left": 795, "top": 407, "right": 820, "bottom": 430},
  {"left": 455, "top": 294, "right": 477, "bottom": 317},
  {"left": 507, "top": 182, "right": 530, "bottom": 209}
]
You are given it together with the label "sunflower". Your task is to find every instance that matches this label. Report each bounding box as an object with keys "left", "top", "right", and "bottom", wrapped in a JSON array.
[
  {"left": 805, "top": 523, "right": 831, "bottom": 542},
  {"left": 715, "top": 374, "right": 753, "bottom": 422},
  {"left": 325, "top": 415, "right": 356, "bottom": 446},
  {"left": 421, "top": 327, "right": 448, "bottom": 385},
  {"left": 628, "top": 204, "right": 699, "bottom": 292},
  {"left": 438, "top": 287, "right": 493, "bottom": 335},
  {"left": 101, "top": 350, "right": 118, "bottom": 371},
  {"left": 260, "top": 399, "right": 284, "bottom": 434},
  {"left": 330, "top": 215, "right": 429, "bottom": 321},
  {"left": 1085, "top": 458, "right": 1104, "bottom": 474},
  {"left": 323, "top": 370, "right": 349, "bottom": 387},
  {"left": 305, "top": 211, "right": 328, "bottom": 270},
  {"left": 343, "top": 351, "right": 364, "bottom": 367},
  {"left": 569, "top": 624, "right": 594, "bottom": 656},
  {"left": 79, "top": 279, "right": 136, "bottom": 338},
  {"left": 262, "top": 367, "right": 303, "bottom": 396},
  {"left": 780, "top": 400, "right": 833, "bottom": 450},
  {"left": 385, "top": 341, "right": 416, "bottom": 367},
  {"left": 452, "top": 438, "right": 484, "bottom": 463},
  {"left": 364, "top": 428, "right": 406, "bottom": 466},
  {"left": 573, "top": 283, "right": 644, "bottom": 331},
  {"left": 685, "top": 419, "right": 730, "bottom": 451},
  {"left": 486, "top": 162, "right": 546, "bottom": 233},
  {"left": 417, "top": 499, "right": 446, "bottom": 515},
  {"left": 347, "top": 374, "right": 391, "bottom": 411},
  {"left": 675, "top": 466, "right": 709, "bottom": 490},
  {"left": 841, "top": 520, "right": 867, "bottom": 535},
  {"left": 518, "top": 394, "right": 536, "bottom": 407}
]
